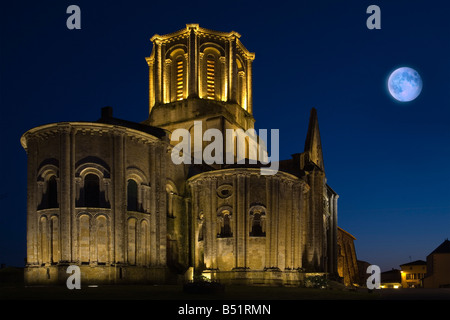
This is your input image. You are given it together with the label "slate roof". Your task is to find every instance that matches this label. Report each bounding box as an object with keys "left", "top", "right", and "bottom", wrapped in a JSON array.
[
  {"left": 96, "top": 106, "right": 168, "bottom": 139},
  {"left": 400, "top": 260, "right": 426, "bottom": 267}
]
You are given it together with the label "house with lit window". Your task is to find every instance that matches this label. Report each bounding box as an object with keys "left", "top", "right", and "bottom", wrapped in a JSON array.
[
  {"left": 400, "top": 260, "right": 426, "bottom": 288},
  {"left": 380, "top": 269, "right": 402, "bottom": 289}
]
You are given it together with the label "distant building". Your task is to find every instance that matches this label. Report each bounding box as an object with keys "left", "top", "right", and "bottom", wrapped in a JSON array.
[
  {"left": 380, "top": 269, "right": 401, "bottom": 289},
  {"left": 337, "top": 227, "right": 359, "bottom": 286},
  {"left": 400, "top": 260, "right": 426, "bottom": 288},
  {"left": 424, "top": 239, "right": 450, "bottom": 288}
]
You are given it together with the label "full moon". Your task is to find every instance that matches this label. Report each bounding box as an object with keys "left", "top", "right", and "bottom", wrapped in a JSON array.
[{"left": 387, "top": 67, "right": 423, "bottom": 102}]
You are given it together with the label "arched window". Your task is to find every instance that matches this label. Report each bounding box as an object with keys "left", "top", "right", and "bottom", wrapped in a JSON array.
[
  {"left": 47, "top": 176, "right": 58, "bottom": 208},
  {"left": 168, "top": 48, "right": 187, "bottom": 102},
  {"left": 96, "top": 216, "right": 108, "bottom": 264},
  {"left": 250, "top": 213, "right": 264, "bottom": 237},
  {"left": 39, "top": 175, "right": 58, "bottom": 210},
  {"left": 206, "top": 54, "right": 215, "bottom": 100},
  {"left": 50, "top": 216, "right": 60, "bottom": 263},
  {"left": 127, "top": 179, "right": 138, "bottom": 211},
  {"left": 84, "top": 174, "right": 100, "bottom": 207},
  {"left": 138, "top": 220, "right": 150, "bottom": 266},
  {"left": 39, "top": 216, "right": 49, "bottom": 265},
  {"left": 222, "top": 213, "right": 232, "bottom": 237},
  {"left": 166, "top": 182, "right": 178, "bottom": 218},
  {"left": 249, "top": 206, "right": 266, "bottom": 237},
  {"left": 176, "top": 56, "right": 184, "bottom": 101},
  {"left": 217, "top": 208, "right": 232, "bottom": 238},
  {"left": 79, "top": 215, "right": 90, "bottom": 264}
]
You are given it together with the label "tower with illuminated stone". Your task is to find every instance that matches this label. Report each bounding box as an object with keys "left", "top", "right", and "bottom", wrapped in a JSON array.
[
  {"left": 21, "top": 24, "right": 348, "bottom": 287},
  {"left": 143, "top": 24, "right": 255, "bottom": 141}
]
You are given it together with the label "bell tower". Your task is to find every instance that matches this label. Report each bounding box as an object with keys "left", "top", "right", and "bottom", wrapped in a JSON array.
[{"left": 143, "top": 24, "right": 256, "bottom": 137}]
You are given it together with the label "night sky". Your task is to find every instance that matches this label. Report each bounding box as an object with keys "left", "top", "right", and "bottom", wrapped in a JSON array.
[{"left": 1, "top": 0, "right": 449, "bottom": 272}]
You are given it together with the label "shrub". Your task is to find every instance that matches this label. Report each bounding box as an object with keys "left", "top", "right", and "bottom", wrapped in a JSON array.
[
  {"left": 304, "top": 275, "right": 328, "bottom": 289},
  {"left": 183, "top": 275, "right": 225, "bottom": 294}
]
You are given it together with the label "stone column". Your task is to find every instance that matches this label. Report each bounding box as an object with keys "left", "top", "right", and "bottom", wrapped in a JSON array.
[
  {"left": 246, "top": 59, "right": 253, "bottom": 114},
  {"left": 285, "top": 181, "right": 293, "bottom": 269},
  {"left": 154, "top": 40, "right": 162, "bottom": 105},
  {"left": 224, "top": 41, "right": 230, "bottom": 101},
  {"left": 238, "top": 71, "right": 246, "bottom": 109},
  {"left": 210, "top": 177, "right": 218, "bottom": 269},
  {"left": 292, "top": 183, "right": 301, "bottom": 269},
  {"left": 58, "top": 124, "right": 72, "bottom": 263},
  {"left": 26, "top": 135, "right": 38, "bottom": 265},
  {"left": 113, "top": 129, "right": 126, "bottom": 264},
  {"left": 244, "top": 174, "right": 250, "bottom": 268},
  {"left": 305, "top": 174, "right": 315, "bottom": 269},
  {"left": 264, "top": 177, "right": 271, "bottom": 268},
  {"left": 228, "top": 37, "right": 238, "bottom": 103},
  {"left": 277, "top": 180, "right": 286, "bottom": 270},
  {"left": 331, "top": 194, "right": 339, "bottom": 274},
  {"left": 231, "top": 174, "right": 238, "bottom": 268},
  {"left": 271, "top": 177, "right": 279, "bottom": 268},
  {"left": 190, "top": 182, "right": 199, "bottom": 270},
  {"left": 204, "top": 179, "right": 212, "bottom": 269},
  {"left": 155, "top": 143, "right": 167, "bottom": 266},
  {"left": 164, "top": 59, "right": 172, "bottom": 103},
  {"left": 220, "top": 56, "right": 227, "bottom": 102},
  {"left": 149, "top": 142, "right": 157, "bottom": 266},
  {"left": 147, "top": 59, "right": 155, "bottom": 113},
  {"left": 188, "top": 27, "right": 198, "bottom": 98},
  {"left": 198, "top": 52, "right": 204, "bottom": 98},
  {"left": 236, "top": 174, "right": 247, "bottom": 268}
]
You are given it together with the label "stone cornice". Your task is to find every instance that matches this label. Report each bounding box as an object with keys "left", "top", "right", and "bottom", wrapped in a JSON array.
[
  {"left": 21, "top": 122, "right": 162, "bottom": 150},
  {"left": 187, "top": 167, "right": 310, "bottom": 192},
  {"left": 148, "top": 24, "right": 254, "bottom": 61},
  {"left": 151, "top": 24, "right": 241, "bottom": 43}
]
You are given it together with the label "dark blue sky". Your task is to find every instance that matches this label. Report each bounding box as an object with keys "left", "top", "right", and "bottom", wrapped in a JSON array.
[{"left": 1, "top": 0, "right": 449, "bottom": 272}]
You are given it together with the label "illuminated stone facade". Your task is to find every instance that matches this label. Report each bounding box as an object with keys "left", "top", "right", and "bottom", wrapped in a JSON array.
[
  {"left": 21, "top": 25, "right": 339, "bottom": 286},
  {"left": 337, "top": 227, "right": 359, "bottom": 286}
]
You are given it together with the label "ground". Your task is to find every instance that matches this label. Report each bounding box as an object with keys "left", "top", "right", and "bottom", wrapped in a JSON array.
[
  {"left": 1, "top": 267, "right": 449, "bottom": 300},
  {"left": 0, "top": 283, "right": 378, "bottom": 300}
]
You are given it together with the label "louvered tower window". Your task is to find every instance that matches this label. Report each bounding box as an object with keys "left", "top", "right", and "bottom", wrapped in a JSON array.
[
  {"left": 176, "top": 58, "right": 184, "bottom": 100},
  {"left": 206, "top": 56, "right": 215, "bottom": 99}
]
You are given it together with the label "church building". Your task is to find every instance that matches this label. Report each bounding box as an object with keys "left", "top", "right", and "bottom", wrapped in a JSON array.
[{"left": 21, "top": 24, "right": 341, "bottom": 286}]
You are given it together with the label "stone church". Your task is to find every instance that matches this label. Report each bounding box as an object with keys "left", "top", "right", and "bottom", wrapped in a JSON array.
[{"left": 21, "top": 24, "right": 349, "bottom": 286}]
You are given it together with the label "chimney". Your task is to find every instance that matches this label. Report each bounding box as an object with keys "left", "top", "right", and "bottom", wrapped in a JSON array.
[{"left": 101, "top": 106, "right": 113, "bottom": 119}]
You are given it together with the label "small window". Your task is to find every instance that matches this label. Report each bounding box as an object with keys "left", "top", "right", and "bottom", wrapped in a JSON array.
[
  {"left": 85, "top": 174, "right": 100, "bottom": 207},
  {"left": 217, "top": 184, "right": 232, "bottom": 198},
  {"left": 250, "top": 213, "right": 265, "bottom": 237},
  {"left": 206, "top": 55, "right": 215, "bottom": 100},
  {"left": 218, "top": 210, "right": 232, "bottom": 238},
  {"left": 47, "top": 176, "right": 58, "bottom": 208},
  {"left": 127, "top": 179, "right": 138, "bottom": 211},
  {"left": 221, "top": 214, "right": 232, "bottom": 237},
  {"left": 176, "top": 57, "right": 184, "bottom": 100}
]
